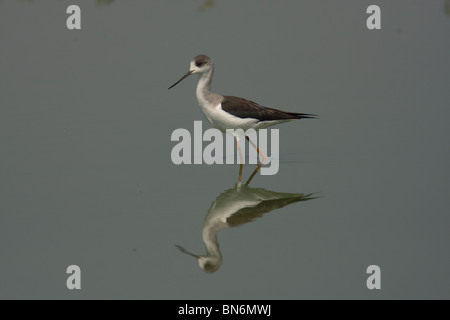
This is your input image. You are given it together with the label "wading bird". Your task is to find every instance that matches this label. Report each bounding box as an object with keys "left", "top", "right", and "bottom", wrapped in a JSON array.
[{"left": 169, "top": 54, "right": 316, "bottom": 181}]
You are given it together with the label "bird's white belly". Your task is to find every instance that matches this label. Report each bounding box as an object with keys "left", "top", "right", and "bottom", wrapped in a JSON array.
[{"left": 198, "top": 102, "right": 259, "bottom": 133}]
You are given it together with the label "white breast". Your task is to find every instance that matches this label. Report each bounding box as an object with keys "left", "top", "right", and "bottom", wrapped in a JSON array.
[
  {"left": 199, "top": 102, "right": 259, "bottom": 132},
  {"left": 195, "top": 75, "right": 259, "bottom": 132}
]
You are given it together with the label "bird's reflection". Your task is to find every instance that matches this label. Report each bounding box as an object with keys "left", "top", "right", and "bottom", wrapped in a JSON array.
[{"left": 176, "top": 166, "right": 316, "bottom": 273}]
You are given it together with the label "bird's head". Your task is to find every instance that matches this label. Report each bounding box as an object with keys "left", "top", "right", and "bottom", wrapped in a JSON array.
[{"left": 168, "top": 54, "right": 214, "bottom": 89}]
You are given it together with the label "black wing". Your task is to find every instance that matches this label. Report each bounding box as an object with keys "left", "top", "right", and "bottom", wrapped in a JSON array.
[{"left": 221, "top": 96, "right": 317, "bottom": 122}]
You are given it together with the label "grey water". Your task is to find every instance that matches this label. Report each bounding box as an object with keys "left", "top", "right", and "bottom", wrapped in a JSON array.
[{"left": 1, "top": 1, "right": 449, "bottom": 299}]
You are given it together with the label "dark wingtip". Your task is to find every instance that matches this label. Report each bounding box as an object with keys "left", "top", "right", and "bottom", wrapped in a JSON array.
[{"left": 294, "top": 113, "right": 318, "bottom": 120}]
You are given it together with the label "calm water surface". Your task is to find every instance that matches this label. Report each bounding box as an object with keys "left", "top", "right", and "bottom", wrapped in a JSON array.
[{"left": 1, "top": 1, "right": 449, "bottom": 299}]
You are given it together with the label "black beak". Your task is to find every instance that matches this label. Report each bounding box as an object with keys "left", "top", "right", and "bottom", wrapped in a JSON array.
[{"left": 168, "top": 70, "right": 194, "bottom": 89}]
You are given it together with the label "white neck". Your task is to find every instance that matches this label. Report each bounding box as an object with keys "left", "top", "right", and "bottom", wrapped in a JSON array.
[
  {"left": 195, "top": 67, "right": 224, "bottom": 110},
  {"left": 196, "top": 67, "right": 214, "bottom": 97}
]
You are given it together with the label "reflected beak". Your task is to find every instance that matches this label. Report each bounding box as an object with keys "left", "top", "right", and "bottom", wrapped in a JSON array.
[
  {"left": 168, "top": 70, "right": 194, "bottom": 89},
  {"left": 175, "top": 245, "right": 201, "bottom": 259}
]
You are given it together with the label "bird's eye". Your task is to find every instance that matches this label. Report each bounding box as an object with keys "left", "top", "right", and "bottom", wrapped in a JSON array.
[{"left": 195, "top": 61, "right": 205, "bottom": 67}]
